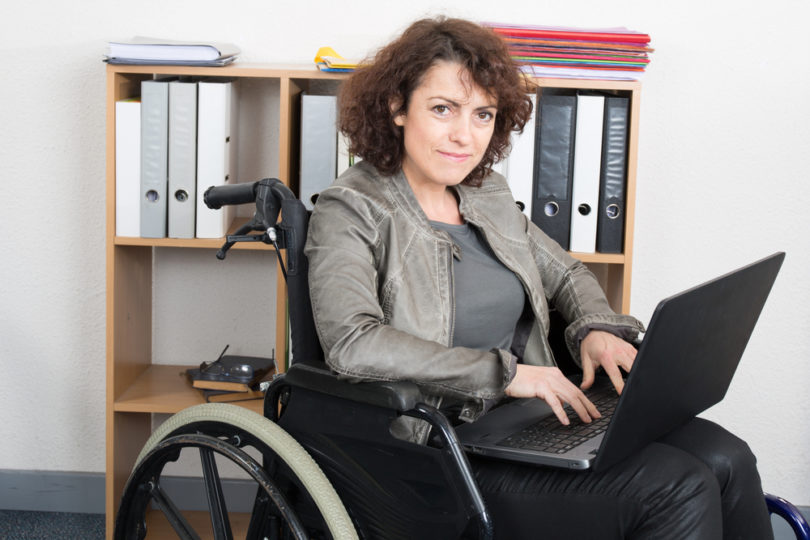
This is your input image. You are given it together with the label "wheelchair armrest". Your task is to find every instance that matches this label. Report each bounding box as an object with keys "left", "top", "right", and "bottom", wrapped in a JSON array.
[{"left": 281, "top": 363, "right": 422, "bottom": 412}]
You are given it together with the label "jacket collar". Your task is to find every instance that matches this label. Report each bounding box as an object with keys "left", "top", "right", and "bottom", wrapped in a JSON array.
[
  {"left": 387, "top": 167, "right": 481, "bottom": 232},
  {"left": 388, "top": 168, "right": 428, "bottom": 225}
]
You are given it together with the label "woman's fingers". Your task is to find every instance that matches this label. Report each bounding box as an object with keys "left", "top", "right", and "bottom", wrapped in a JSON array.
[
  {"left": 555, "top": 384, "right": 601, "bottom": 425},
  {"left": 580, "top": 330, "right": 638, "bottom": 394},
  {"left": 507, "top": 365, "right": 601, "bottom": 425}
]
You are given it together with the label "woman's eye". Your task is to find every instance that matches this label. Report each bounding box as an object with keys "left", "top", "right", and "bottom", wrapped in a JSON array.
[
  {"left": 433, "top": 104, "right": 450, "bottom": 115},
  {"left": 478, "top": 111, "right": 494, "bottom": 121}
]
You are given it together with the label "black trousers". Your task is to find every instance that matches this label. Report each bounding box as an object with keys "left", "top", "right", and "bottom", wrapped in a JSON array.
[{"left": 470, "top": 418, "right": 773, "bottom": 539}]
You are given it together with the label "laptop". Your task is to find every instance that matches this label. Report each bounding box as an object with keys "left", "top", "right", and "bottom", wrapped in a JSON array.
[{"left": 456, "top": 252, "right": 785, "bottom": 472}]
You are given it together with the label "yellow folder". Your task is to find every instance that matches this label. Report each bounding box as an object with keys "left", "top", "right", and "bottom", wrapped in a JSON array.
[{"left": 314, "top": 46, "right": 359, "bottom": 70}]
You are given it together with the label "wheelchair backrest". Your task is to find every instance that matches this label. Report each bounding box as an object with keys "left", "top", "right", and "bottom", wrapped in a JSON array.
[{"left": 276, "top": 197, "right": 326, "bottom": 367}]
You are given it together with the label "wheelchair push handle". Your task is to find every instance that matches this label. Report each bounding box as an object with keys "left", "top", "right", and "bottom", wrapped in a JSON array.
[
  {"left": 203, "top": 178, "right": 298, "bottom": 266},
  {"left": 204, "top": 178, "right": 296, "bottom": 228},
  {"left": 203, "top": 181, "right": 258, "bottom": 209}
]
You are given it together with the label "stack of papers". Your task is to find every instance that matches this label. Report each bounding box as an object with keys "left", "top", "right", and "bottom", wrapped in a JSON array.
[
  {"left": 105, "top": 37, "right": 240, "bottom": 66},
  {"left": 484, "top": 23, "right": 653, "bottom": 81},
  {"left": 314, "top": 47, "right": 360, "bottom": 72}
]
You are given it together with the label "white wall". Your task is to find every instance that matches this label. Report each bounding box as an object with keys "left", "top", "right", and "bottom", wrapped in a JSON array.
[{"left": 1, "top": 0, "right": 808, "bottom": 504}]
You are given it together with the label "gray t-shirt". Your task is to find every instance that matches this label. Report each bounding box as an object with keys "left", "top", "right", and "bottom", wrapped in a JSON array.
[{"left": 431, "top": 221, "right": 525, "bottom": 351}]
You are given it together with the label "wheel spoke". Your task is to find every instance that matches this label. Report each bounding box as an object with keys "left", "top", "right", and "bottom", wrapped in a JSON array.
[
  {"left": 117, "top": 408, "right": 355, "bottom": 540},
  {"left": 200, "top": 446, "right": 233, "bottom": 540},
  {"left": 149, "top": 481, "right": 201, "bottom": 540}
]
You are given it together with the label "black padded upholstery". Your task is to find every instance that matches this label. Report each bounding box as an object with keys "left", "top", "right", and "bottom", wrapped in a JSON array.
[{"left": 276, "top": 198, "right": 325, "bottom": 367}]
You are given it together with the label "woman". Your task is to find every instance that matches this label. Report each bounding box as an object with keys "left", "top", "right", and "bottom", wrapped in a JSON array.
[{"left": 305, "top": 17, "right": 772, "bottom": 539}]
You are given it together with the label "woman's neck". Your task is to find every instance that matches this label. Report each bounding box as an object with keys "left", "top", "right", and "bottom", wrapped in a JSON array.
[{"left": 409, "top": 182, "right": 464, "bottom": 225}]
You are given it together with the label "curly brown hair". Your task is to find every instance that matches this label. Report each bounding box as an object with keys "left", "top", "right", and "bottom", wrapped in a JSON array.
[{"left": 338, "top": 17, "right": 534, "bottom": 187}]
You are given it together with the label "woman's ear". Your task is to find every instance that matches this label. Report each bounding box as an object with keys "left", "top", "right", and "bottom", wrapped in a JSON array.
[{"left": 390, "top": 96, "right": 405, "bottom": 126}]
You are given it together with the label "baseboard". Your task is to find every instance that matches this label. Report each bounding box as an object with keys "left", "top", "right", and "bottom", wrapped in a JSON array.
[
  {"left": 0, "top": 470, "right": 104, "bottom": 514},
  {"left": 0, "top": 470, "right": 254, "bottom": 514}
]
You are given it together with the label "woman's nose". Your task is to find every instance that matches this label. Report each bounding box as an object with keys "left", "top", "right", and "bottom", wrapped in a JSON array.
[{"left": 449, "top": 117, "right": 472, "bottom": 143}]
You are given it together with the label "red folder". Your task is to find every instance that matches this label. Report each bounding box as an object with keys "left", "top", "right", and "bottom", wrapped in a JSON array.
[{"left": 490, "top": 26, "right": 650, "bottom": 45}]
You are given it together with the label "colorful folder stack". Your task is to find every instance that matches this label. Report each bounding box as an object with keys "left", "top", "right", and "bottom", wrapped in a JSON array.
[
  {"left": 314, "top": 46, "right": 360, "bottom": 72},
  {"left": 484, "top": 23, "right": 653, "bottom": 81}
]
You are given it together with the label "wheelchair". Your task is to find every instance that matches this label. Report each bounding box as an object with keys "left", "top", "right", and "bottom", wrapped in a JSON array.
[{"left": 114, "top": 178, "right": 810, "bottom": 539}]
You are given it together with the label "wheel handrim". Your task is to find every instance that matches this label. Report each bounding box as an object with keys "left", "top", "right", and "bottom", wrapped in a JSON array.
[{"left": 116, "top": 432, "right": 308, "bottom": 540}]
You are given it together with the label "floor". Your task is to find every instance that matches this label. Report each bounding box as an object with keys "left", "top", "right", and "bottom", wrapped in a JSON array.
[
  {"left": 0, "top": 509, "right": 804, "bottom": 539},
  {"left": 0, "top": 510, "right": 104, "bottom": 540}
]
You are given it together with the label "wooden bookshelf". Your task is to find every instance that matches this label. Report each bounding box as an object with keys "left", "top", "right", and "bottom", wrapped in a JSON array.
[
  {"left": 104, "top": 62, "right": 640, "bottom": 536},
  {"left": 144, "top": 509, "right": 252, "bottom": 538}
]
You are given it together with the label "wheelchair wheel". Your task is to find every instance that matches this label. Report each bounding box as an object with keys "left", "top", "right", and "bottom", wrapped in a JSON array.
[{"left": 114, "top": 403, "right": 357, "bottom": 540}]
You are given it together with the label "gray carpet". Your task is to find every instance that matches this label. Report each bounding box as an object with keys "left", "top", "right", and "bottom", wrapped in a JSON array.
[
  {"left": 0, "top": 508, "right": 803, "bottom": 539},
  {"left": 0, "top": 510, "right": 104, "bottom": 540}
]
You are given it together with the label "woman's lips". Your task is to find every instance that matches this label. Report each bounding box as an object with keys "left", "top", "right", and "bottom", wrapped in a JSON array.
[{"left": 439, "top": 151, "right": 471, "bottom": 163}]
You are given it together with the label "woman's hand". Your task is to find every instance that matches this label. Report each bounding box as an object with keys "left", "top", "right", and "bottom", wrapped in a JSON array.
[
  {"left": 580, "top": 330, "right": 637, "bottom": 395},
  {"left": 505, "top": 364, "right": 601, "bottom": 426}
]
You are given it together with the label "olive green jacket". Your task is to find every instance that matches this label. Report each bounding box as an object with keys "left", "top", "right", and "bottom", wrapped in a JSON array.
[{"left": 305, "top": 161, "right": 643, "bottom": 443}]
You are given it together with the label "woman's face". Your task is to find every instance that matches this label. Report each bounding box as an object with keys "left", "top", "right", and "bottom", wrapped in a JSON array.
[{"left": 394, "top": 60, "right": 497, "bottom": 191}]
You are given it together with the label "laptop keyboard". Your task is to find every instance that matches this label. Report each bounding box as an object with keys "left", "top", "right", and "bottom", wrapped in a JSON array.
[{"left": 496, "top": 386, "right": 619, "bottom": 454}]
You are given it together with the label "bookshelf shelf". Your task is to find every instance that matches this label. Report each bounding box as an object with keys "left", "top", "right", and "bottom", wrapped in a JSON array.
[
  {"left": 572, "top": 252, "right": 626, "bottom": 265},
  {"left": 532, "top": 77, "right": 641, "bottom": 92},
  {"left": 113, "top": 364, "right": 264, "bottom": 414},
  {"left": 113, "top": 236, "right": 273, "bottom": 249},
  {"left": 113, "top": 218, "right": 276, "bottom": 250},
  {"left": 105, "top": 62, "right": 641, "bottom": 536},
  {"left": 145, "top": 509, "right": 252, "bottom": 538}
]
